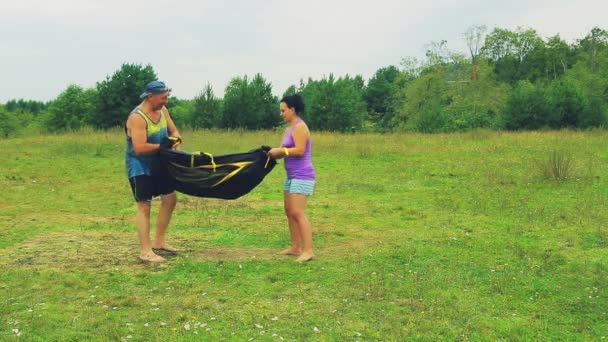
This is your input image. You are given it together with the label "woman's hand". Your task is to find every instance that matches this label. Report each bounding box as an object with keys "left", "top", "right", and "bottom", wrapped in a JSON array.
[{"left": 267, "top": 147, "right": 284, "bottom": 159}]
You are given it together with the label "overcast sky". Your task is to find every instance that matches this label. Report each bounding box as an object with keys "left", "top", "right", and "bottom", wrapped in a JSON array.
[{"left": 1, "top": 0, "right": 606, "bottom": 103}]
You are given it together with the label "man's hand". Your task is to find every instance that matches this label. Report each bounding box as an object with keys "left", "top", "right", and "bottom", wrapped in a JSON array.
[{"left": 160, "top": 136, "right": 182, "bottom": 150}]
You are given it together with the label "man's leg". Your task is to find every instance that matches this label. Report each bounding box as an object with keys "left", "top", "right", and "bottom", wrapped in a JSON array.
[
  {"left": 153, "top": 192, "right": 177, "bottom": 252},
  {"left": 136, "top": 201, "right": 166, "bottom": 262}
]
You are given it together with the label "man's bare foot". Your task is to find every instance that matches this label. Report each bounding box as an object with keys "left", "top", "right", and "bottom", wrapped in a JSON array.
[
  {"left": 278, "top": 248, "right": 300, "bottom": 256},
  {"left": 295, "top": 252, "right": 314, "bottom": 263},
  {"left": 152, "top": 244, "right": 178, "bottom": 254},
  {"left": 139, "top": 252, "right": 166, "bottom": 263}
]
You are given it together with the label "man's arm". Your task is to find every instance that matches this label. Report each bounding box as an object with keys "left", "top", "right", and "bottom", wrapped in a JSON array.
[
  {"left": 126, "top": 113, "right": 161, "bottom": 155},
  {"left": 163, "top": 107, "right": 181, "bottom": 138}
]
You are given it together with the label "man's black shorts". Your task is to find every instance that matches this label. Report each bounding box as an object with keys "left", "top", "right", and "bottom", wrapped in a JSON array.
[{"left": 128, "top": 174, "right": 175, "bottom": 202}]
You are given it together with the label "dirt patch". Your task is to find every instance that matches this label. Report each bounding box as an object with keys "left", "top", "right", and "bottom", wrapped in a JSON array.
[
  {"left": 0, "top": 231, "right": 204, "bottom": 273},
  {"left": 195, "top": 247, "right": 275, "bottom": 261},
  {"left": 0, "top": 231, "right": 281, "bottom": 272},
  {"left": 0, "top": 225, "right": 391, "bottom": 272},
  {"left": 178, "top": 196, "right": 253, "bottom": 211}
]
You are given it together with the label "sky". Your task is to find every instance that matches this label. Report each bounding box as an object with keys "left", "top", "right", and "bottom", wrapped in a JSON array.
[{"left": 1, "top": 0, "right": 606, "bottom": 103}]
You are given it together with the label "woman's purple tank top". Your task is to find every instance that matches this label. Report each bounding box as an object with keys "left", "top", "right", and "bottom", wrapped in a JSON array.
[{"left": 281, "top": 120, "right": 316, "bottom": 180}]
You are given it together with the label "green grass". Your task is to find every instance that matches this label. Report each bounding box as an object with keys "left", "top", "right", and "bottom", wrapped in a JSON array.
[{"left": 0, "top": 129, "right": 607, "bottom": 340}]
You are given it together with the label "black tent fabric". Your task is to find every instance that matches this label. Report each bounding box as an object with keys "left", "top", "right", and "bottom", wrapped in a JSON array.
[{"left": 160, "top": 146, "right": 277, "bottom": 199}]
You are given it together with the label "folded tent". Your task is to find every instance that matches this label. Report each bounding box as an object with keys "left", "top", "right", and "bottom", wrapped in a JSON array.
[{"left": 159, "top": 146, "right": 277, "bottom": 200}]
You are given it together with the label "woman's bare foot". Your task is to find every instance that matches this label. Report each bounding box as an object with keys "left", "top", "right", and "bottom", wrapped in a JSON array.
[
  {"left": 139, "top": 252, "right": 166, "bottom": 263},
  {"left": 278, "top": 248, "right": 300, "bottom": 256},
  {"left": 295, "top": 252, "right": 314, "bottom": 263}
]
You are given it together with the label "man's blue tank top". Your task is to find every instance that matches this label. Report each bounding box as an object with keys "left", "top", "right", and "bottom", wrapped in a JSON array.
[{"left": 125, "top": 107, "right": 168, "bottom": 178}]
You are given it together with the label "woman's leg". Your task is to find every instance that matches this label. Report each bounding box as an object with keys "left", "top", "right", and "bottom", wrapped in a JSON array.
[
  {"left": 278, "top": 191, "right": 302, "bottom": 255},
  {"left": 288, "top": 193, "right": 314, "bottom": 262}
]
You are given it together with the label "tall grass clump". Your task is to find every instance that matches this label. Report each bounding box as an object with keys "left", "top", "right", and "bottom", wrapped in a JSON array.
[{"left": 539, "top": 149, "right": 575, "bottom": 180}]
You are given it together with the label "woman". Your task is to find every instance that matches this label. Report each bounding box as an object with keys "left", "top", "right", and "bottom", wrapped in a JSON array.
[{"left": 268, "top": 94, "right": 316, "bottom": 262}]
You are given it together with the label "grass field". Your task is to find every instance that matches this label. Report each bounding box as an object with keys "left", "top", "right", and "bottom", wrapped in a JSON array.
[{"left": 0, "top": 129, "right": 606, "bottom": 340}]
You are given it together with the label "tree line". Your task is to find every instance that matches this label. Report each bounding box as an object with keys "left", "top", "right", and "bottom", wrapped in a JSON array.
[{"left": 1, "top": 26, "right": 607, "bottom": 137}]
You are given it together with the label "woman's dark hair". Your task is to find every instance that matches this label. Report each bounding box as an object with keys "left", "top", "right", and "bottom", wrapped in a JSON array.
[{"left": 280, "top": 94, "right": 305, "bottom": 115}]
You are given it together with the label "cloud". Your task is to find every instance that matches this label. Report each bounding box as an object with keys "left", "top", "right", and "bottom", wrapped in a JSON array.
[{"left": 0, "top": 0, "right": 605, "bottom": 102}]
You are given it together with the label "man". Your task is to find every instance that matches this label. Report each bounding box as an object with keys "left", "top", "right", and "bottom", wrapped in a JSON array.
[{"left": 125, "top": 81, "right": 182, "bottom": 263}]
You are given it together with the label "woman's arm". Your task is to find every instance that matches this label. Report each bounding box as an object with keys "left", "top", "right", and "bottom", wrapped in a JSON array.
[
  {"left": 287, "top": 123, "right": 309, "bottom": 157},
  {"left": 268, "top": 123, "right": 310, "bottom": 159}
]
